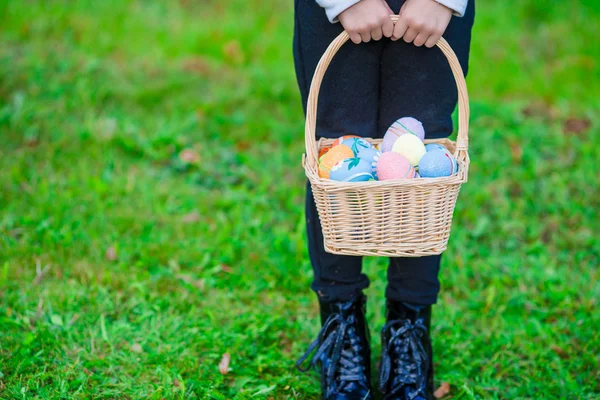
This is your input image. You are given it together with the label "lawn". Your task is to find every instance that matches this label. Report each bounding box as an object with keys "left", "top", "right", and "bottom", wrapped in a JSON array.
[{"left": 0, "top": 0, "right": 599, "bottom": 399}]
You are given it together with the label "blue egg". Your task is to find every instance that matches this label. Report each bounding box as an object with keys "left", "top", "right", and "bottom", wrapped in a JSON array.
[
  {"left": 356, "top": 146, "right": 381, "bottom": 178},
  {"left": 341, "top": 138, "right": 372, "bottom": 156},
  {"left": 425, "top": 143, "right": 447, "bottom": 152},
  {"left": 419, "top": 149, "right": 458, "bottom": 178},
  {"left": 330, "top": 158, "right": 374, "bottom": 182}
]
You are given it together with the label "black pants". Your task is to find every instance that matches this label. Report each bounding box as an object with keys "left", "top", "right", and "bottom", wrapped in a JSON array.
[{"left": 294, "top": 0, "right": 475, "bottom": 304}]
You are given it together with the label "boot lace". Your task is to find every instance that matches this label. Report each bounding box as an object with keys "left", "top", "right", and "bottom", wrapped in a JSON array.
[
  {"left": 379, "top": 318, "right": 428, "bottom": 400},
  {"left": 296, "top": 312, "right": 369, "bottom": 398}
]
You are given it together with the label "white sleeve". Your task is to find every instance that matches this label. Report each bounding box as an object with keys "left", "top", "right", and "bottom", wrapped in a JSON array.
[
  {"left": 434, "top": 0, "right": 468, "bottom": 17},
  {"left": 316, "top": 0, "right": 362, "bottom": 23}
]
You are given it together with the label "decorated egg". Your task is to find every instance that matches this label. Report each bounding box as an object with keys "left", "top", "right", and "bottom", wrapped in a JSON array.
[
  {"left": 341, "top": 137, "right": 372, "bottom": 156},
  {"left": 389, "top": 117, "right": 425, "bottom": 142},
  {"left": 376, "top": 152, "right": 415, "bottom": 181},
  {"left": 330, "top": 158, "right": 374, "bottom": 182},
  {"left": 356, "top": 146, "right": 381, "bottom": 178},
  {"left": 419, "top": 149, "right": 458, "bottom": 177},
  {"left": 391, "top": 134, "right": 426, "bottom": 167},
  {"left": 381, "top": 117, "right": 425, "bottom": 152},
  {"left": 332, "top": 134, "right": 360, "bottom": 147},
  {"left": 318, "top": 145, "right": 332, "bottom": 159},
  {"left": 425, "top": 143, "right": 447, "bottom": 152},
  {"left": 318, "top": 145, "right": 354, "bottom": 179}
]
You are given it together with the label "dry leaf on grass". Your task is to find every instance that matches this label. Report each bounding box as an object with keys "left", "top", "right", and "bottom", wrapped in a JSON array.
[
  {"left": 181, "top": 57, "right": 212, "bottom": 75},
  {"left": 434, "top": 382, "right": 451, "bottom": 399},
  {"left": 25, "top": 137, "right": 40, "bottom": 148},
  {"left": 221, "top": 264, "right": 233, "bottom": 274},
  {"left": 176, "top": 274, "right": 205, "bottom": 290},
  {"left": 563, "top": 117, "right": 591, "bottom": 135},
  {"left": 69, "top": 314, "right": 80, "bottom": 326},
  {"left": 218, "top": 353, "right": 231, "bottom": 375},
  {"left": 223, "top": 40, "right": 244, "bottom": 64},
  {"left": 509, "top": 140, "right": 523, "bottom": 163},
  {"left": 173, "top": 378, "right": 181, "bottom": 388},
  {"left": 551, "top": 344, "right": 569, "bottom": 359},
  {"left": 105, "top": 246, "right": 118, "bottom": 261},
  {"left": 181, "top": 210, "right": 200, "bottom": 223},
  {"left": 35, "top": 298, "right": 44, "bottom": 321},
  {"left": 521, "top": 101, "right": 557, "bottom": 120},
  {"left": 130, "top": 343, "right": 143, "bottom": 354},
  {"left": 179, "top": 149, "right": 200, "bottom": 164},
  {"left": 33, "top": 259, "right": 51, "bottom": 285}
]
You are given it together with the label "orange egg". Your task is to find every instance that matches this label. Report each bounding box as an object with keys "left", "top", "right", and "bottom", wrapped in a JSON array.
[
  {"left": 332, "top": 134, "right": 360, "bottom": 147},
  {"left": 318, "top": 145, "right": 332, "bottom": 159},
  {"left": 318, "top": 144, "right": 354, "bottom": 179}
]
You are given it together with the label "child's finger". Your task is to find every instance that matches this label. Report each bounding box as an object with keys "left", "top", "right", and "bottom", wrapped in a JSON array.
[
  {"left": 413, "top": 31, "right": 429, "bottom": 47},
  {"left": 371, "top": 27, "right": 383, "bottom": 41},
  {"left": 424, "top": 33, "right": 440, "bottom": 48},
  {"left": 382, "top": 17, "right": 394, "bottom": 38},
  {"left": 392, "top": 18, "right": 408, "bottom": 41},
  {"left": 360, "top": 31, "right": 372, "bottom": 43},
  {"left": 348, "top": 31, "right": 362, "bottom": 44},
  {"left": 402, "top": 26, "right": 418, "bottom": 43}
]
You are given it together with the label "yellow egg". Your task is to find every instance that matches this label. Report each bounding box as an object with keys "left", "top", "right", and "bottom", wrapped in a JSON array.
[
  {"left": 391, "top": 134, "right": 426, "bottom": 167},
  {"left": 318, "top": 145, "right": 354, "bottom": 179}
]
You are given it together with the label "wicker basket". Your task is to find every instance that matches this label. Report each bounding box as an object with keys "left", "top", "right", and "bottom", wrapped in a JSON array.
[{"left": 303, "top": 22, "right": 470, "bottom": 258}]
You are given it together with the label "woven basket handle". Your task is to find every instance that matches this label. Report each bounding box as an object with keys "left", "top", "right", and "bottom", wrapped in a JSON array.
[{"left": 305, "top": 15, "right": 470, "bottom": 166}]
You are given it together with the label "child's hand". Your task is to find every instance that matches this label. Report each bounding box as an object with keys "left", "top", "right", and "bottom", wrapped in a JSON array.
[
  {"left": 339, "top": 0, "right": 395, "bottom": 44},
  {"left": 393, "top": 0, "right": 453, "bottom": 48}
]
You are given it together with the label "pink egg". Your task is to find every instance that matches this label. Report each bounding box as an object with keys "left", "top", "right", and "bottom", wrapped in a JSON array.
[{"left": 376, "top": 152, "right": 415, "bottom": 180}]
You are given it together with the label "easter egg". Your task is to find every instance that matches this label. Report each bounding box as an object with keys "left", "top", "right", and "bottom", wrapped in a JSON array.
[
  {"left": 418, "top": 149, "right": 458, "bottom": 178},
  {"left": 381, "top": 131, "right": 398, "bottom": 154},
  {"left": 391, "top": 117, "right": 425, "bottom": 142},
  {"left": 356, "top": 146, "right": 381, "bottom": 178},
  {"left": 381, "top": 117, "right": 425, "bottom": 152},
  {"left": 318, "top": 145, "right": 332, "bottom": 159},
  {"left": 391, "top": 134, "right": 426, "bottom": 167},
  {"left": 330, "top": 158, "right": 375, "bottom": 182},
  {"left": 425, "top": 143, "right": 447, "bottom": 152},
  {"left": 332, "top": 134, "right": 360, "bottom": 147},
  {"left": 341, "top": 137, "right": 372, "bottom": 156},
  {"left": 376, "top": 152, "right": 415, "bottom": 181},
  {"left": 318, "top": 144, "right": 354, "bottom": 179}
]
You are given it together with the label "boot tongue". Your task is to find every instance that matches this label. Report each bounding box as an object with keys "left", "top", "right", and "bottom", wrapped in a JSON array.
[
  {"left": 319, "top": 296, "right": 364, "bottom": 324},
  {"left": 387, "top": 301, "right": 422, "bottom": 321},
  {"left": 389, "top": 321, "right": 428, "bottom": 398},
  {"left": 334, "top": 318, "right": 369, "bottom": 394}
]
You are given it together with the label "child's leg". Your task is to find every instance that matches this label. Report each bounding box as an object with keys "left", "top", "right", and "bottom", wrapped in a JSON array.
[
  {"left": 305, "top": 183, "right": 369, "bottom": 301},
  {"left": 294, "top": 5, "right": 383, "bottom": 397},
  {"left": 377, "top": 3, "right": 475, "bottom": 398},
  {"left": 294, "top": 0, "right": 384, "bottom": 302},
  {"left": 381, "top": 0, "right": 475, "bottom": 305},
  {"left": 387, "top": 255, "right": 442, "bottom": 304}
]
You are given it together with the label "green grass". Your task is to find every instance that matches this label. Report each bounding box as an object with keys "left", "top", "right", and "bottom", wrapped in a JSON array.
[{"left": 1, "top": 0, "right": 599, "bottom": 398}]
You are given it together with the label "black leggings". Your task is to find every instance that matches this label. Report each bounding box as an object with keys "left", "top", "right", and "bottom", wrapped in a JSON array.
[{"left": 294, "top": 0, "right": 475, "bottom": 304}]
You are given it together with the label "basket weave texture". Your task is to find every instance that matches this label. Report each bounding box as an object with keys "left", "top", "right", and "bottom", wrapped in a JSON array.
[{"left": 303, "top": 20, "right": 470, "bottom": 257}]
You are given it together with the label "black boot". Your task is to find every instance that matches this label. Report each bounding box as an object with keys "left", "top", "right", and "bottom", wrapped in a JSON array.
[
  {"left": 379, "top": 301, "right": 434, "bottom": 400},
  {"left": 297, "top": 294, "right": 373, "bottom": 400}
]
